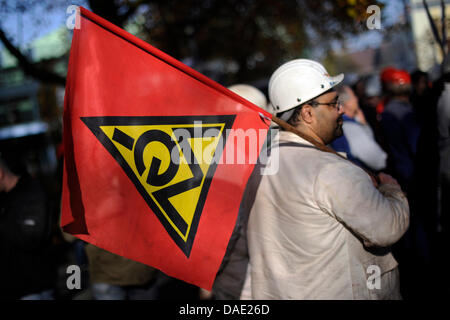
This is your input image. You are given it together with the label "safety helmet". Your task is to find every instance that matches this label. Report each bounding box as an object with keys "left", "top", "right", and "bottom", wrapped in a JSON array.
[
  {"left": 268, "top": 59, "right": 344, "bottom": 114},
  {"left": 380, "top": 67, "right": 397, "bottom": 83},
  {"left": 228, "top": 84, "right": 268, "bottom": 111},
  {"left": 380, "top": 67, "right": 411, "bottom": 85},
  {"left": 380, "top": 67, "right": 411, "bottom": 95}
]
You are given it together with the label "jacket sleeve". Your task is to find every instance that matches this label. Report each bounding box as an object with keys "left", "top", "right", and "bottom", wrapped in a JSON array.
[
  {"left": 344, "top": 122, "right": 387, "bottom": 171},
  {"left": 313, "top": 161, "right": 409, "bottom": 247}
]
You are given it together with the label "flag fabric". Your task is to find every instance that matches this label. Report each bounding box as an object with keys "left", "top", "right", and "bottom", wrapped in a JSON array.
[{"left": 61, "top": 7, "right": 271, "bottom": 290}]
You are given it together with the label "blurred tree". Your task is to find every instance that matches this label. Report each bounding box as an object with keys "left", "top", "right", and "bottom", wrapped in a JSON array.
[
  {"left": 1, "top": 0, "right": 383, "bottom": 86},
  {"left": 0, "top": 1, "right": 73, "bottom": 86}
]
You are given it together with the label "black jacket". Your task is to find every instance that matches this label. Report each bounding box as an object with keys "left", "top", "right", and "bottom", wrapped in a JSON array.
[{"left": 0, "top": 176, "right": 56, "bottom": 299}]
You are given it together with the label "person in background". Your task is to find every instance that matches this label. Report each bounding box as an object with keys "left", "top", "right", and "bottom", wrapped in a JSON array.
[
  {"left": 379, "top": 68, "right": 435, "bottom": 300},
  {"left": 427, "top": 53, "right": 450, "bottom": 299},
  {"left": 379, "top": 68, "right": 420, "bottom": 192},
  {"left": 0, "top": 158, "right": 57, "bottom": 300},
  {"left": 331, "top": 85, "right": 387, "bottom": 172},
  {"left": 376, "top": 67, "right": 398, "bottom": 117},
  {"left": 85, "top": 243, "right": 160, "bottom": 300},
  {"left": 353, "top": 76, "right": 380, "bottom": 138},
  {"left": 411, "top": 70, "right": 430, "bottom": 100},
  {"left": 362, "top": 74, "right": 386, "bottom": 149},
  {"left": 437, "top": 54, "right": 450, "bottom": 246},
  {"left": 410, "top": 69, "right": 440, "bottom": 282},
  {"left": 410, "top": 70, "right": 438, "bottom": 174}
]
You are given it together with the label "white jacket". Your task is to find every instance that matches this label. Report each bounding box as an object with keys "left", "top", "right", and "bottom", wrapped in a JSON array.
[{"left": 246, "top": 131, "right": 409, "bottom": 299}]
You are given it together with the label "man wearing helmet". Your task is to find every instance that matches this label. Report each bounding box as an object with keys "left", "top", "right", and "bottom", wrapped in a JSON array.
[
  {"left": 245, "top": 59, "right": 410, "bottom": 299},
  {"left": 379, "top": 68, "right": 420, "bottom": 193}
]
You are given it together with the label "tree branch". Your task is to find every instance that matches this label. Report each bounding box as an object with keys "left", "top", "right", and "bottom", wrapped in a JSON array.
[
  {"left": 0, "top": 27, "right": 66, "bottom": 86},
  {"left": 88, "top": 0, "right": 141, "bottom": 27},
  {"left": 422, "top": 0, "right": 445, "bottom": 56},
  {"left": 441, "top": 0, "right": 447, "bottom": 55}
]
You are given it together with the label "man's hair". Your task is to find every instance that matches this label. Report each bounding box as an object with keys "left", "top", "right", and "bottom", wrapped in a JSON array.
[
  {"left": 275, "top": 103, "right": 304, "bottom": 127},
  {"left": 286, "top": 105, "right": 303, "bottom": 126},
  {"left": 411, "top": 70, "right": 428, "bottom": 84}
]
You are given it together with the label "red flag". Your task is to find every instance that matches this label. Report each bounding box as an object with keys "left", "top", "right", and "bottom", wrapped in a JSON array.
[{"left": 61, "top": 7, "right": 271, "bottom": 290}]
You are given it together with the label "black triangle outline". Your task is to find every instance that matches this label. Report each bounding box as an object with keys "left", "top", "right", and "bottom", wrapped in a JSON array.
[{"left": 81, "top": 115, "right": 236, "bottom": 257}]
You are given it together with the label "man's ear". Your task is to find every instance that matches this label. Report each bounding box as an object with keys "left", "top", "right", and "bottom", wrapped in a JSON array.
[{"left": 300, "top": 104, "right": 314, "bottom": 124}]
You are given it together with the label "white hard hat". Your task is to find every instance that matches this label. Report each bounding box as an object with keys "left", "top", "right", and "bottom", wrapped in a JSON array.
[
  {"left": 228, "top": 84, "right": 268, "bottom": 111},
  {"left": 268, "top": 59, "right": 344, "bottom": 115}
]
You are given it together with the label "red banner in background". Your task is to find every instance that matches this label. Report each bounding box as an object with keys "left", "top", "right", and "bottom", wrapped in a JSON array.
[{"left": 61, "top": 7, "right": 270, "bottom": 289}]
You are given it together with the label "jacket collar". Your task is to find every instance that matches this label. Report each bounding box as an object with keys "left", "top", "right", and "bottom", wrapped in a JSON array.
[{"left": 277, "top": 130, "right": 314, "bottom": 146}]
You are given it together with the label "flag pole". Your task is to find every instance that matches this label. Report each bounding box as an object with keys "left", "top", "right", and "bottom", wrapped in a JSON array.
[{"left": 270, "top": 115, "right": 380, "bottom": 185}]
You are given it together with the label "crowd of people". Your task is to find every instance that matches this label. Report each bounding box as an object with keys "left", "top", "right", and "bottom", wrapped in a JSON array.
[
  {"left": 1, "top": 54, "right": 449, "bottom": 300},
  {"left": 335, "top": 61, "right": 449, "bottom": 300}
]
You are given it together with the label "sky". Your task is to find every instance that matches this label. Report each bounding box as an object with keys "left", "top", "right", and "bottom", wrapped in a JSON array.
[
  {"left": 343, "top": 0, "right": 406, "bottom": 52},
  {"left": 0, "top": 0, "right": 405, "bottom": 54},
  {"left": 0, "top": 0, "right": 89, "bottom": 49}
]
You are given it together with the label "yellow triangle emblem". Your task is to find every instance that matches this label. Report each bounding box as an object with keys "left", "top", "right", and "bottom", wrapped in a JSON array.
[{"left": 81, "top": 115, "right": 235, "bottom": 257}]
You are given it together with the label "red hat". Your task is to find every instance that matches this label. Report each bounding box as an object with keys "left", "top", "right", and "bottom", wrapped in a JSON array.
[
  {"left": 380, "top": 67, "right": 411, "bottom": 85},
  {"left": 380, "top": 67, "right": 397, "bottom": 83}
]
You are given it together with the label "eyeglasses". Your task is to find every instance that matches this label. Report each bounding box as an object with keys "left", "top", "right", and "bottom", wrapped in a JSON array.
[{"left": 309, "top": 99, "right": 342, "bottom": 111}]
